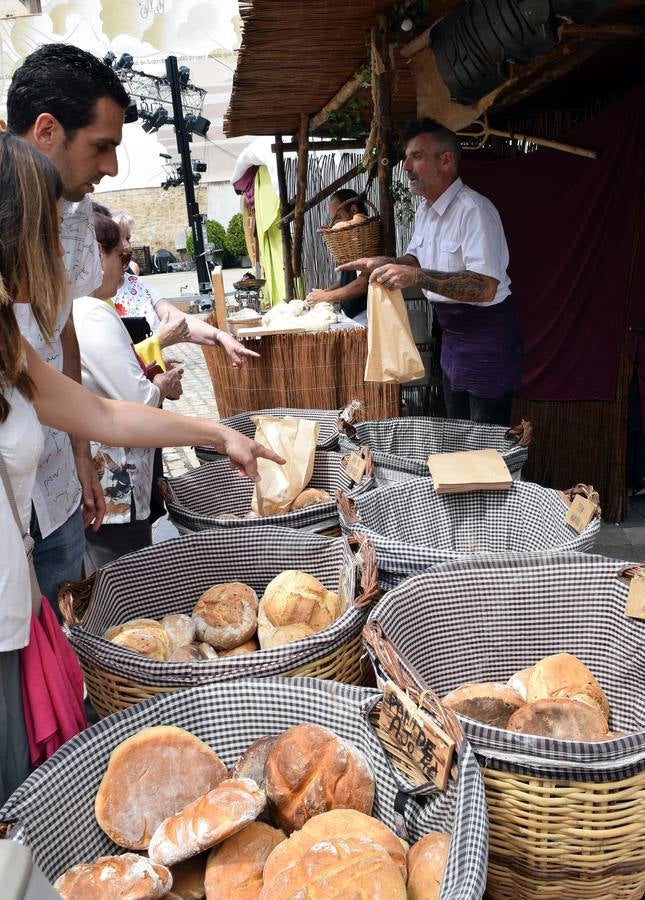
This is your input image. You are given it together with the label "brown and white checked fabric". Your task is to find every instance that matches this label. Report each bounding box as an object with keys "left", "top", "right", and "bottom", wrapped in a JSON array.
[
  {"left": 164, "top": 450, "right": 373, "bottom": 534},
  {"left": 1, "top": 677, "right": 488, "bottom": 900},
  {"left": 366, "top": 552, "right": 645, "bottom": 781},
  {"left": 338, "top": 478, "right": 599, "bottom": 586}
]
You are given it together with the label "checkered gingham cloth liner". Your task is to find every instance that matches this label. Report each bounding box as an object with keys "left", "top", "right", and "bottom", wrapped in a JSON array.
[
  {"left": 195, "top": 407, "right": 340, "bottom": 460},
  {"left": 339, "top": 478, "right": 599, "bottom": 583},
  {"left": 165, "top": 450, "right": 372, "bottom": 533},
  {"left": 1, "top": 677, "right": 488, "bottom": 900},
  {"left": 339, "top": 415, "right": 528, "bottom": 478},
  {"left": 366, "top": 552, "right": 645, "bottom": 782},
  {"left": 64, "top": 527, "right": 371, "bottom": 686}
]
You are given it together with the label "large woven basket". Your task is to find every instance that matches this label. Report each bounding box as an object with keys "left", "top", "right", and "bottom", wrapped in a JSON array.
[
  {"left": 337, "top": 480, "right": 600, "bottom": 587},
  {"left": 338, "top": 413, "right": 532, "bottom": 482},
  {"left": 59, "top": 527, "right": 378, "bottom": 718},
  {"left": 318, "top": 196, "right": 382, "bottom": 265},
  {"left": 363, "top": 552, "right": 645, "bottom": 899},
  {"left": 1, "top": 677, "right": 488, "bottom": 899},
  {"left": 194, "top": 407, "right": 341, "bottom": 464},
  {"left": 161, "top": 448, "right": 375, "bottom": 536}
]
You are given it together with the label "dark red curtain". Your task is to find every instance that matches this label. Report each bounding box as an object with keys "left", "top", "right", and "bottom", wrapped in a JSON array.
[{"left": 461, "top": 86, "right": 645, "bottom": 402}]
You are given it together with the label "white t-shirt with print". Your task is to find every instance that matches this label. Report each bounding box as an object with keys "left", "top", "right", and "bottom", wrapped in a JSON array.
[{"left": 114, "top": 274, "right": 163, "bottom": 331}]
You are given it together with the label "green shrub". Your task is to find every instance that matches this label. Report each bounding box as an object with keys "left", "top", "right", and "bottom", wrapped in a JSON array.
[
  {"left": 185, "top": 220, "right": 229, "bottom": 262},
  {"left": 225, "top": 213, "right": 247, "bottom": 259}
]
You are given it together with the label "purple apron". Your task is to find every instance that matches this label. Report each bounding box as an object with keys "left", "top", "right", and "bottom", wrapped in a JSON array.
[{"left": 434, "top": 297, "right": 522, "bottom": 398}]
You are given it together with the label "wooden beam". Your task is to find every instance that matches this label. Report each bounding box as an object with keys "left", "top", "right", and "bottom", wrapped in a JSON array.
[
  {"left": 372, "top": 15, "right": 396, "bottom": 257},
  {"left": 309, "top": 69, "right": 367, "bottom": 134},
  {"left": 291, "top": 112, "right": 310, "bottom": 282},
  {"left": 271, "top": 139, "right": 366, "bottom": 152},
  {"left": 559, "top": 23, "right": 645, "bottom": 40},
  {"left": 279, "top": 158, "right": 371, "bottom": 227},
  {"left": 274, "top": 134, "right": 295, "bottom": 301},
  {"left": 400, "top": 27, "right": 430, "bottom": 59}
]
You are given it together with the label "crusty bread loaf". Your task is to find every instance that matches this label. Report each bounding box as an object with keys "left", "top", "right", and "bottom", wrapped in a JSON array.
[
  {"left": 169, "top": 643, "right": 204, "bottom": 662},
  {"left": 230, "top": 736, "right": 277, "bottom": 791},
  {"left": 161, "top": 614, "right": 197, "bottom": 653},
  {"left": 104, "top": 618, "right": 160, "bottom": 641},
  {"left": 257, "top": 570, "right": 340, "bottom": 650},
  {"left": 407, "top": 832, "right": 450, "bottom": 900},
  {"left": 204, "top": 821, "right": 285, "bottom": 899},
  {"left": 507, "top": 698, "right": 608, "bottom": 740},
  {"left": 290, "top": 488, "right": 331, "bottom": 510},
  {"left": 260, "top": 835, "right": 406, "bottom": 899},
  {"left": 95, "top": 725, "right": 227, "bottom": 850},
  {"left": 507, "top": 667, "right": 533, "bottom": 701},
  {"left": 106, "top": 619, "right": 170, "bottom": 661},
  {"left": 526, "top": 653, "right": 610, "bottom": 719},
  {"left": 197, "top": 642, "right": 219, "bottom": 659},
  {"left": 300, "top": 809, "right": 407, "bottom": 878},
  {"left": 148, "top": 777, "right": 266, "bottom": 867},
  {"left": 54, "top": 852, "right": 172, "bottom": 900},
  {"left": 442, "top": 682, "right": 524, "bottom": 728},
  {"left": 257, "top": 622, "right": 316, "bottom": 650},
  {"left": 169, "top": 852, "right": 208, "bottom": 899},
  {"left": 192, "top": 583, "right": 258, "bottom": 650},
  {"left": 264, "top": 723, "right": 375, "bottom": 833},
  {"left": 218, "top": 637, "right": 259, "bottom": 657}
]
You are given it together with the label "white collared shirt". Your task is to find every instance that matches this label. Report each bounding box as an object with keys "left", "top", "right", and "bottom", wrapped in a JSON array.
[
  {"left": 14, "top": 195, "right": 103, "bottom": 538},
  {"left": 405, "top": 177, "right": 511, "bottom": 306}
]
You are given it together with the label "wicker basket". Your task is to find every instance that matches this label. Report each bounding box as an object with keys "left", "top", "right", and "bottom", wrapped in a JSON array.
[
  {"left": 1, "top": 677, "right": 488, "bottom": 899},
  {"left": 59, "top": 527, "right": 378, "bottom": 718},
  {"left": 363, "top": 552, "right": 645, "bottom": 899},
  {"left": 337, "top": 480, "right": 601, "bottom": 588},
  {"left": 318, "top": 197, "right": 382, "bottom": 265}
]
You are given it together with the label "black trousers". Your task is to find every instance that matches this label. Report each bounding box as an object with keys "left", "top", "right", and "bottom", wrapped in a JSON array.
[{"left": 442, "top": 374, "right": 514, "bottom": 426}]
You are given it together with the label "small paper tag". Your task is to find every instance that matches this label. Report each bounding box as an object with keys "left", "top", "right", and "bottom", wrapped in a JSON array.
[
  {"left": 345, "top": 451, "right": 367, "bottom": 484},
  {"left": 378, "top": 681, "right": 454, "bottom": 790},
  {"left": 565, "top": 495, "right": 597, "bottom": 533},
  {"left": 625, "top": 576, "right": 645, "bottom": 620}
]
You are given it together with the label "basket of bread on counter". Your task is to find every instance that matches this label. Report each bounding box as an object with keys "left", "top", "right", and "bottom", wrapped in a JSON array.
[
  {"left": 318, "top": 195, "right": 381, "bottom": 266},
  {"left": 2, "top": 677, "right": 488, "bottom": 899},
  {"left": 364, "top": 552, "right": 645, "bottom": 900},
  {"left": 59, "top": 527, "right": 378, "bottom": 717}
]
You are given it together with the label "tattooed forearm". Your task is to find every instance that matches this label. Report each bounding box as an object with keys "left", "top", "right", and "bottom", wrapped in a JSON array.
[{"left": 413, "top": 269, "right": 496, "bottom": 302}]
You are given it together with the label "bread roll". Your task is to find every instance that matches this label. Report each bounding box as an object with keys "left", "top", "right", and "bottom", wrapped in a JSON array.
[
  {"left": 218, "top": 637, "right": 259, "bottom": 657},
  {"left": 442, "top": 682, "right": 524, "bottom": 728},
  {"left": 230, "top": 736, "right": 277, "bottom": 791},
  {"left": 260, "top": 835, "right": 406, "bottom": 899},
  {"left": 95, "top": 725, "right": 227, "bottom": 850},
  {"left": 161, "top": 614, "right": 196, "bottom": 653},
  {"left": 104, "top": 618, "right": 160, "bottom": 641},
  {"left": 507, "top": 698, "right": 608, "bottom": 740},
  {"left": 290, "top": 488, "right": 331, "bottom": 510},
  {"left": 204, "top": 822, "right": 285, "bottom": 899},
  {"left": 300, "top": 809, "right": 407, "bottom": 878},
  {"left": 148, "top": 777, "right": 266, "bottom": 867},
  {"left": 258, "top": 622, "right": 316, "bottom": 649},
  {"left": 331, "top": 220, "right": 352, "bottom": 230},
  {"left": 265, "top": 723, "right": 375, "bottom": 833},
  {"left": 54, "top": 853, "right": 172, "bottom": 900},
  {"left": 507, "top": 666, "right": 533, "bottom": 701},
  {"left": 351, "top": 213, "right": 369, "bottom": 224},
  {"left": 169, "top": 852, "right": 208, "bottom": 899},
  {"left": 197, "top": 642, "right": 219, "bottom": 659},
  {"left": 257, "top": 570, "right": 340, "bottom": 650},
  {"left": 192, "top": 583, "right": 258, "bottom": 650},
  {"left": 526, "top": 653, "right": 610, "bottom": 719},
  {"left": 407, "top": 832, "right": 450, "bottom": 900},
  {"left": 106, "top": 619, "right": 170, "bottom": 661},
  {"left": 169, "top": 643, "right": 204, "bottom": 662}
]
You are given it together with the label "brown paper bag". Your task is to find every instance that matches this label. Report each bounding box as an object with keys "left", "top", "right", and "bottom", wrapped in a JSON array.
[
  {"left": 251, "top": 415, "right": 320, "bottom": 515},
  {"left": 365, "top": 283, "right": 425, "bottom": 383},
  {"left": 427, "top": 448, "right": 512, "bottom": 494}
]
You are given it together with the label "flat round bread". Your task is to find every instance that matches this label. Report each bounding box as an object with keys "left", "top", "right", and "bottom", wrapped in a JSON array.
[{"left": 507, "top": 698, "right": 608, "bottom": 740}]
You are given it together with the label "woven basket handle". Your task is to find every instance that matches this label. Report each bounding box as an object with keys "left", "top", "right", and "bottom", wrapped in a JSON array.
[
  {"left": 347, "top": 533, "right": 380, "bottom": 609},
  {"left": 505, "top": 419, "right": 533, "bottom": 446},
  {"left": 336, "top": 489, "right": 360, "bottom": 524},
  {"left": 363, "top": 620, "right": 465, "bottom": 751},
  {"left": 329, "top": 196, "right": 379, "bottom": 226},
  {"left": 58, "top": 573, "right": 97, "bottom": 626},
  {"left": 341, "top": 446, "right": 374, "bottom": 482},
  {"left": 157, "top": 476, "right": 176, "bottom": 505},
  {"left": 559, "top": 482, "right": 602, "bottom": 518}
]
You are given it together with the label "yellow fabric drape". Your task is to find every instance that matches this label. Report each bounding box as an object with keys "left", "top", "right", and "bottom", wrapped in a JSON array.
[
  {"left": 241, "top": 197, "right": 257, "bottom": 267},
  {"left": 253, "top": 165, "right": 285, "bottom": 306}
]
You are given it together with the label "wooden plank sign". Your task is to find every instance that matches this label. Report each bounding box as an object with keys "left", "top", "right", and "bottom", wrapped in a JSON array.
[
  {"left": 427, "top": 448, "right": 512, "bottom": 494},
  {"left": 344, "top": 451, "right": 367, "bottom": 484},
  {"left": 625, "top": 575, "right": 645, "bottom": 620},
  {"left": 565, "top": 495, "right": 598, "bottom": 533},
  {"left": 378, "top": 681, "right": 454, "bottom": 790}
]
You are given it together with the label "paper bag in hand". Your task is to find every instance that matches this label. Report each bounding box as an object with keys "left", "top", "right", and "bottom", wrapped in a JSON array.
[
  {"left": 427, "top": 448, "right": 512, "bottom": 494},
  {"left": 251, "top": 416, "right": 320, "bottom": 516},
  {"left": 365, "top": 282, "right": 425, "bottom": 383}
]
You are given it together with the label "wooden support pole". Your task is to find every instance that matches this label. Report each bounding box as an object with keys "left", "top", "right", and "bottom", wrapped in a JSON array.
[
  {"left": 274, "top": 134, "right": 295, "bottom": 301},
  {"left": 309, "top": 70, "right": 367, "bottom": 133},
  {"left": 279, "top": 158, "right": 371, "bottom": 227},
  {"left": 372, "top": 16, "right": 396, "bottom": 257},
  {"left": 291, "top": 112, "right": 310, "bottom": 282}
]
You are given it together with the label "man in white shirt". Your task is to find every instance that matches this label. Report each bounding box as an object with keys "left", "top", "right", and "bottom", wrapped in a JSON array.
[
  {"left": 340, "top": 118, "right": 522, "bottom": 425},
  {"left": 7, "top": 44, "right": 130, "bottom": 612}
]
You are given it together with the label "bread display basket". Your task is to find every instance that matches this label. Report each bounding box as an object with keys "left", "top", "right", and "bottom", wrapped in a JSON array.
[
  {"left": 58, "top": 527, "right": 379, "bottom": 717},
  {"left": 337, "top": 480, "right": 601, "bottom": 588},
  {"left": 194, "top": 407, "right": 341, "bottom": 464},
  {"left": 1, "top": 676, "right": 488, "bottom": 899},
  {"left": 363, "top": 552, "right": 645, "bottom": 899},
  {"left": 318, "top": 196, "right": 382, "bottom": 266},
  {"left": 161, "top": 448, "right": 375, "bottom": 537}
]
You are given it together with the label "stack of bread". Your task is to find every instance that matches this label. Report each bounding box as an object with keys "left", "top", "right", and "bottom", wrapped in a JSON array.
[
  {"left": 330, "top": 212, "right": 369, "bottom": 230},
  {"left": 441, "top": 653, "right": 617, "bottom": 740},
  {"left": 54, "top": 722, "right": 451, "bottom": 899},
  {"left": 261, "top": 298, "right": 337, "bottom": 332},
  {"left": 221, "top": 485, "right": 332, "bottom": 520},
  {"left": 103, "top": 570, "right": 344, "bottom": 661}
]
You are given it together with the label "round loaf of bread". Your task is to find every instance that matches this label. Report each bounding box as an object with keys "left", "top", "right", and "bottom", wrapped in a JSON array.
[
  {"left": 169, "top": 852, "right": 208, "bottom": 900},
  {"left": 300, "top": 809, "right": 407, "bottom": 878},
  {"left": 507, "top": 666, "right": 533, "bottom": 701},
  {"left": 54, "top": 853, "right": 172, "bottom": 900},
  {"left": 507, "top": 698, "right": 608, "bottom": 740},
  {"left": 218, "top": 637, "right": 260, "bottom": 657},
  {"left": 260, "top": 835, "right": 406, "bottom": 899},
  {"left": 407, "top": 832, "right": 450, "bottom": 900},
  {"left": 161, "top": 614, "right": 196, "bottom": 653},
  {"left": 192, "top": 583, "right": 258, "bottom": 650},
  {"left": 205, "top": 821, "right": 285, "bottom": 899},
  {"left": 148, "top": 776, "right": 267, "bottom": 867},
  {"left": 104, "top": 618, "right": 161, "bottom": 641},
  {"left": 442, "top": 682, "right": 524, "bottom": 728},
  {"left": 264, "top": 722, "right": 375, "bottom": 833},
  {"left": 526, "top": 653, "right": 610, "bottom": 719},
  {"left": 257, "top": 570, "right": 340, "bottom": 650},
  {"left": 108, "top": 623, "right": 170, "bottom": 661},
  {"left": 257, "top": 622, "right": 316, "bottom": 650},
  {"left": 95, "top": 725, "right": 227, "bottom": 850},
  {"left": 290, "top": 488, "right": 331, "bottom": 510},
  {"left": 231, "top": 736, "right": 277, "bottom": 791}
]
